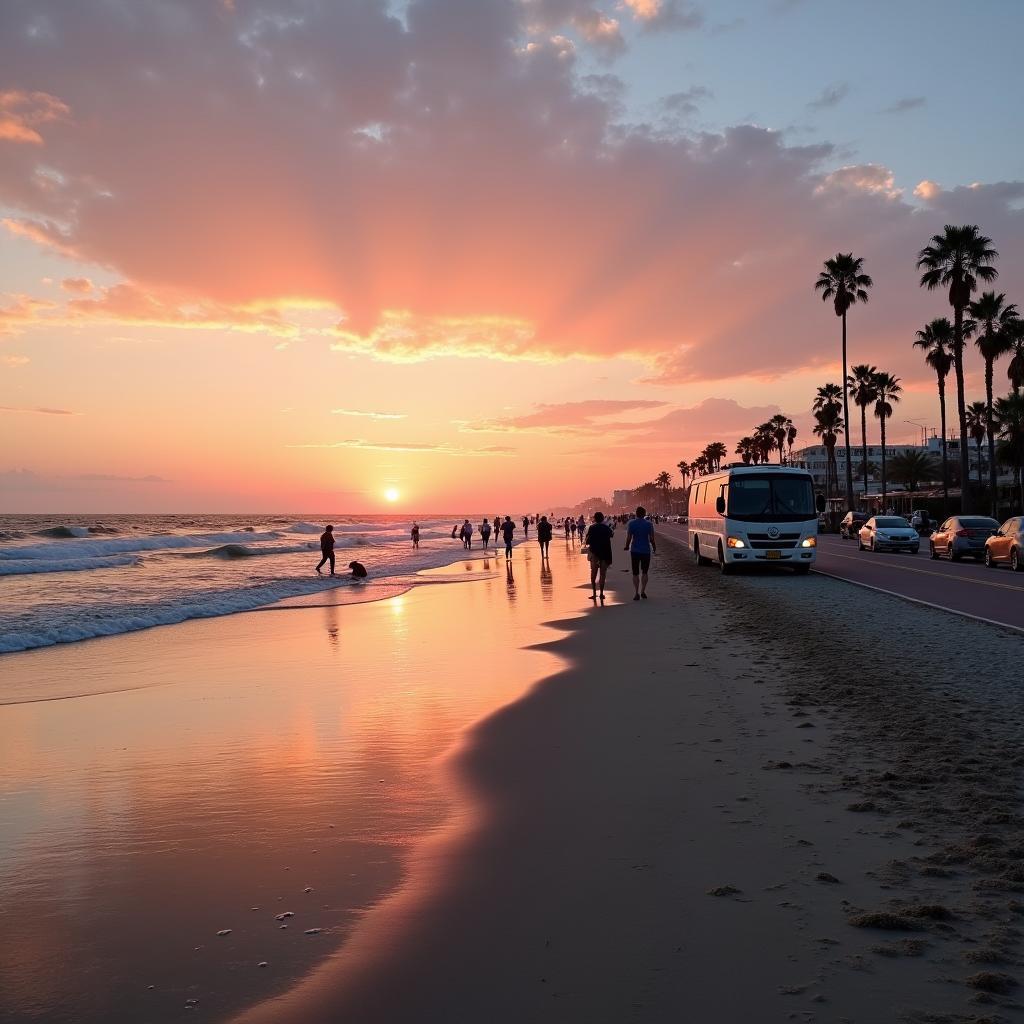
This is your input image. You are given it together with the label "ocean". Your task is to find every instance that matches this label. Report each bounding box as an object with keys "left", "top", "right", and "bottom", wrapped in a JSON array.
[{"left": 0, "top": 514, "right": 512, "bottom": 654}]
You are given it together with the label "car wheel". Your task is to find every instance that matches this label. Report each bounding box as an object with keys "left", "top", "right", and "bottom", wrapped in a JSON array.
[
  {"left": 718, "top": 544, "right": 735, "bottom": 575},
  {"left": 1012, "top": 548, "right": 1022, "bottom": 573},
  {"left": 793, "top": 564, "right": 810, "bottom": 575},
  {"left": 985, "top": 548, "right": 996, "bottom": 568},
  {"left": 949, "top": 546, "right": 960, "bottom": 562},
  {"left": 869, "top": 538, "right": 876, "bottom": 552},
  {"left": 910, "top": 547, "right": 919, "bottom": 555},
  {"left": 858, "top": 537, "right": 865, "bottom": 551},
  {"left": 694, "top": 540, "right": 711, "bottom": 567},
  {"left": 929, "top": 543, "right": 938, "bottom": 560}
]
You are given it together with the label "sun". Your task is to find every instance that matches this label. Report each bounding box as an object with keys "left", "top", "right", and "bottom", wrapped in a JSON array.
[{"left": 384, "top": 487, "right": 400, "bottom": 503}]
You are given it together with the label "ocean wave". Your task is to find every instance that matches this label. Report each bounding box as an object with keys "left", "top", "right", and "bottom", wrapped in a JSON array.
[
  {"left": 187, "top": 542, "right": 317, "bottom": 559},
  {"left": 288, "top": 522, "right": 324, "bottom": 534},
  {"left": 0, "top": 531, "right": 28, "bottom": 542},
  {"left": 34, "top": 525, "right": 93, "bottom": 538},
  {"left": 0, "top": 555, "right": 141, "bottom": 576},
  {"left": 0, "top": 530, "right": 282, "bottom": 561}
]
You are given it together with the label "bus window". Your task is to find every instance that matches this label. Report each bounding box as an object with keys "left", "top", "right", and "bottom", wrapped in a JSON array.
[{"left": 728, "top": 477, "right": 771, "bottom": 516}]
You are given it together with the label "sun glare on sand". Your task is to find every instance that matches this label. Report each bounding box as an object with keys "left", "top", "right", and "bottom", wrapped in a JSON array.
[{"left": 384, "top": 487, "right": 400, "bottom": 503}]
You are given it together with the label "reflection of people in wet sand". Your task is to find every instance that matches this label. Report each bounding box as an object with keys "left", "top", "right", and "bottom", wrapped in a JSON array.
[
  {"left": 316, "top": 524, "right": 335, "bottom": 576},
  {"left": 584, "top": 511, "right": 614, "bottom": 603},
  {"left": 537, "top": 515, "right": 552, "bottom": 558},
  {"left": 501, "top": 516, "right": 516, "bottom": 560},
  {"left": 411, "top": 522, "right": 420, "bottom": 549},
  {"left": 480, "top": 519, "right": 492, "bottom": 550},
  {"left": 349, "top": 560, "right": 368, "bottom": 581}
]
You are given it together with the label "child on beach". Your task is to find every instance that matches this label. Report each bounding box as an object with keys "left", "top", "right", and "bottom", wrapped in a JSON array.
[{"left": 348, "top": 560, "right": 368, "bottom": 581}]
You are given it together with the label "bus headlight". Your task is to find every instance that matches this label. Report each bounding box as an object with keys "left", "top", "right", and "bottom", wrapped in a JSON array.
[
  {"left": 800, "top": 537, "right": 816, "bottom": 548},
  {"left": 726, "top": 536, "right": 745, "bottom": 548}
]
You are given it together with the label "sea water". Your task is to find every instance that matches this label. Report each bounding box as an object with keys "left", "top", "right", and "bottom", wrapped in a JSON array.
[{"left": 0, "top": 514, "right": 512, "bottom": 653}]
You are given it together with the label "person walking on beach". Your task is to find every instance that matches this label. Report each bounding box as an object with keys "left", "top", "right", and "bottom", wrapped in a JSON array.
[
  {"left": 568, "top": 517, "right": 577, "bottom": 541},
  {"left": 624, "top": 505, "right": 656, "bottom": 601},
  {"left": 576, "top": 514, "right": 586, "bottom": 544},
  {"left": 584, "top": 511, "right": 614, "bottom": 602},
  {"left": 493, "top": 516, "right": 501, "bottom": 542},
  {"left": 537, "top": 515, "right": 552, "bottom": 559},
  {"left": 501, "top": 516, "right": 516, "bottom": 560},
  {"left": 411, "top": 522, "right": 420, "bottom": 549},
  {"left": 480, "top": 518, "right": 492, "bottom": 550},
  {"left": 564, "top": 517, "right": 571, "bottom": 539},
  {"left": 316, "top": 524, "right": 336, "bottom": 576},
  {"left": 522, "top": 515, "right": 530, "bottom": 539},
  {"left": 461, "top": 519, "right": 474, "bottom": 549}
]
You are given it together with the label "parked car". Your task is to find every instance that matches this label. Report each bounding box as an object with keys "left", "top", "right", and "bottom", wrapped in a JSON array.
[
  {"left": 858, "top": 516, "right": 920, "bottom": 553},
  {"left": 929, "top": 516, "right": 1000, "bottom": 562},
  {"left": 839, "top": 511, "right": 870, "bottom": 540},
  {"left": 984, "top": 517, "right": 1024, "bottom": 571},
  {"left": 909, "top": 509, "right": 934, "bottom": 534}
]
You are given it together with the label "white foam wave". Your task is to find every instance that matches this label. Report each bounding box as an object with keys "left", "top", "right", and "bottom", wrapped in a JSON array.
[
  {"left": 0, "top": 554, "right": 141, "bottom": 576},
  {"left": 0, "top": 531, "right": 281, "bottom": 561}
]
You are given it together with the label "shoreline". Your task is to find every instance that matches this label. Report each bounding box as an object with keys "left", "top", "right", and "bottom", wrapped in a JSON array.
[{"left": 233, "top": 536, "right": 1024, "bottom": 1023}]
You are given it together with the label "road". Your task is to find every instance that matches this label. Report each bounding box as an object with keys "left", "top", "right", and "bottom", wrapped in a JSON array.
[{"left": 658, "top": 523, "right": 1024, "bottom": 633}]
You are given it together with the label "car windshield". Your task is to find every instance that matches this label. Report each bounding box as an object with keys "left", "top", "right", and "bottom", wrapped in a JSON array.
[
  {"left": 959, "top": 517, "right": 998, "bottom": 528},
  {"left": 726, "top": 474, "right": 816, "bottom": 522},
  {"left": 875, "top": 517, "right": 910, "bottom": 528}
]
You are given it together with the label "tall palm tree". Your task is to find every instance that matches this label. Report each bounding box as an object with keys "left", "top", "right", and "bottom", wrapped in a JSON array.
[
  {"left": 676, "top": 461, "right": 690, "bottom": 489},
  {"left": 995, "top": 392, "right": 1024, "bottom": 511},
  {"left": 734, "top": 437, "right": 754, "bottom": 465},
  {"left": 812, "top": 405, "right": 844, "bottom": 502},
  {"left": 706, "top": 441, "right": 728, "bottom": 472},
  {"left": 965, "top": 400, "right": 988, "bottom": 492},
  {"left": 913, "top": 318, "right": 954, "bottom": 515},
  {"left": 787, "top": 422, "right": 798, "bottom": 464},
  {"left": 873, "top": 371, "right": 902, "bottom": 508},
  {"left": 769, "top": 414, "right": 792, "bottom": 464},
  {"left": 970, "top": 291, "right": 1019, "bottom": 514},
  {"left": 847, "top": 364, "right": 878, "bottom": 499},
  {"left": 917, "top": 225, "right": 999, "bottom": 512},
  {"left": 813, "top": 382, "right": 843, "bottom": 414},
  {"left": 1006, "top": 320, "right": 1024, "bottom": 396},
  {"left": 815, "top": 253, "right": 872, "bottom": 512},
  {"left": 655, "top": 470, "right": 672, "bottom": 510}
]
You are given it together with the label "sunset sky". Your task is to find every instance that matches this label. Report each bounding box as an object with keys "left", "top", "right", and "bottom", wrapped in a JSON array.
[{"left": 2, "top": 0, "right": 1023, "bottom": 512}]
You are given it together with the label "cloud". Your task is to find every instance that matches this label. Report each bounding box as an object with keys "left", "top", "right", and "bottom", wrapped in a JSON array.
[
  {"left": 331, "top": 408, "right": 407, "bottom": 420},
  {"left": 619, "top": 0, "right": 703, "bottom": 31},
  {"left": 463, "top": 398, "right": 669, "bottom": 433},
  {"left": 882, "top": 96, "right": 926, "bottom": 115},
  {"left": 0, "top": 0, "right": 1022, "bottom": 390},
  {"left": 287, "top": 439, "right": 518, "bottom": 456},
  {"left": 76, "top": 473, "right": 170, "bottom": 483},
  {"left": 914, "top": 179, "right": 941, "bottom": 201},
  {"left": 0, "top": 468, "right": 168, "bottom": 491},
  {"left": 60, "top": 276, "right": 92, "bottom": 293},
  {"left": 659, "top": 85, "right": 712, "bottom": 120},
  {"left": 807, "top": 83, "right": 849, "bottom": 110},
  {"left": 0, "top": 90, "right": 69, "bottom": 145},
  {"left": 0, "top": 404, "right": 74, "bottom": 415},
  {"left": 0, "top": 354, "right": 30, "bottom": 367}
]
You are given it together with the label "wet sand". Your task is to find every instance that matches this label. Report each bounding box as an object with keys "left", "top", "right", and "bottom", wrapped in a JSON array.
[{"left": 0, "top": 541, "right": 594, "bottom": 1023}]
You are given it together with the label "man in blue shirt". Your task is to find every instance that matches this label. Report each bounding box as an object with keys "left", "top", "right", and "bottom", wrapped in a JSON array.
[{"left": 624, "top": 506, "right": 656, "bottom": 601}]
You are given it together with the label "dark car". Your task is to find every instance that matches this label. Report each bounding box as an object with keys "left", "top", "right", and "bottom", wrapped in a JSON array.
[
  {"left": 984, "top": 517, "right": 1024, "bottom": 572},
  {"left": 839, "top": 511, "right": 870, "bottom": 540},
  {"left": 929, "top": 516, "right": 1000, "bottom": 562}
]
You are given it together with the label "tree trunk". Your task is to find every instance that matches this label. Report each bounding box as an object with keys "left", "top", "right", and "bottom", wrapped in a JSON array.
[
  {"left": 976, "top": 441, "right": 984, "bottom": 491},
  {"left": 841, "top": 313, "right": 854, "bottom": 511},
  {"left": 986, "top": 356, "right": 998, "bottom": 517},
  {"left": 938, "top": 374, "right": 949, "bottom": 516},
  {"left": 880, "top": 416, "right": 887, "bottom": 508},
  {"left": 954, "top": 304, "right": 971, "bottom": 513},
  {"left": 860, "top": 403, "right": 868, "bottom": 500}
]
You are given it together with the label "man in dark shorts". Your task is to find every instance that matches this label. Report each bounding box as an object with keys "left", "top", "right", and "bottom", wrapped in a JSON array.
[
  {"left": 583, "top": 511, "right": 614, "bottom": 602},
  {"left": 316, "top": 525, "right": 335, "bottom": 575},
  {"left": 624, "top": 506, "right": 655, "bottom": 600}
]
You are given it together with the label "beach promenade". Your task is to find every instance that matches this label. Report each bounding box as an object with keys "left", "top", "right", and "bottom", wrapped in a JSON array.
[{"left": 3, "top": 535, "right": 1023, "bottom": 1023}]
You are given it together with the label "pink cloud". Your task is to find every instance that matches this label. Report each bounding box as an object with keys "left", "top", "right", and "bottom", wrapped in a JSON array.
[
  {"left": 60, "top": 276, "right": 92, "bottom": 293},
  {"left": 0, "top": 90, "right": 69, "bottom": 145}
]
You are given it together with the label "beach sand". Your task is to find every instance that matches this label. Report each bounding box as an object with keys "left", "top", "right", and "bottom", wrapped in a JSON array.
[{"left": 4, "top": 535, "right": 1023, "bottom": 1023}]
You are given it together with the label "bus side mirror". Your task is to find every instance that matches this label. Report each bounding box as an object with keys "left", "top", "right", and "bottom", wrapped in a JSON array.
[
  {"left": 715, "top": 495, "right": 725, "bottom": 515},
  {"left": 815, "top": 494, "right": 826, "bottom": 513}
]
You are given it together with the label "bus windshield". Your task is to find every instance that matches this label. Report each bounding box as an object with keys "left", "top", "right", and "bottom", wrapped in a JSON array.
[{"left": 726, "top": 474, "right": 816, "bottom": 522}]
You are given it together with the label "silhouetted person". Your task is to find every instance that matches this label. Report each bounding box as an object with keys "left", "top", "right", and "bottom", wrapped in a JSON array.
[
  {"left": 349, "top": 560, "right": 367, "bottom": 581},
  {"left": 461, "top": 519, "right": 474, "bottom": 549},
  {"left": 411, "top": 522, "right": 420, "bottom": 549},
  {"left": 522, "top": 515, "right": 530, "bottom": 539},
  {"left": 564, "top": 517, "right": 571, "bottom": 539},
  {"left": 501, "top": 516, "right": 516, "bottom": 560},
  {"left": 480, "top": 519, "right": 492, "bottom": 549},
  {"left": 585, "top": 511, "right": 614, "bottom": 602},
  {"left": 316, "top": 525, "right": 335, "bottom": 575},
  {"left": 624, "top": 505, "right": 656, "bottom": 600},
  {"left": 537, "top": 515, "right": 552, "bottom": 558}
]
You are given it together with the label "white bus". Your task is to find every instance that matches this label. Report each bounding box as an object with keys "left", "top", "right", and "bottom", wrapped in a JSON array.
[{"left": 687, "top": 465, "right": 825, "bottom": 575}]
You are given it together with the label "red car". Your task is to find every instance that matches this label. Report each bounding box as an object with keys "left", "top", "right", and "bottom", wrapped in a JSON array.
[{"left": 984, "top": 517, "right": 1024, "bottom": 571}]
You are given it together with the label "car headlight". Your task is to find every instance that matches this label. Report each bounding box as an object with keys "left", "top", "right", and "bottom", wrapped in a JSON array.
[
  {"left": 726, "top": 536, "right": 745, "bottom": 548},
  {"left": 801, "top": 537, "right": 816, "bottom": 548}
]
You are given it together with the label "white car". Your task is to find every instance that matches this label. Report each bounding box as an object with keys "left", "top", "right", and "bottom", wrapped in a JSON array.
[{"left": 858, "top": 516, "right": 920, "bottom": 554}]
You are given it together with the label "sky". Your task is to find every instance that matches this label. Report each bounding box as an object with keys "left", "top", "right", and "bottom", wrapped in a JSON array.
[{"left": 2, "top": 0, "right": 1023, "bottom": 513}]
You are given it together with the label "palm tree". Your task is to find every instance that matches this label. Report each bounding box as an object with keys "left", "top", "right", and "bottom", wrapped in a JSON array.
[
  {"left": 706, "top": 441, "right": 728, "bottom": 472},
  {"left": 815, "top": 253, "right": 872, "bottom": 512},
  {"left": 970, "top": 291, "right": 1019, "bottom": 514},
  {"left": 655, "top": 470, "right": 672, "bottom": 510},
  {"left": 1006, "top": 319, "right": 1024, "bottom": 396},
  {"left": 812, "top": 405, "right": 844, "bottom": 503},
  {"left": 753, "top": 423, "right": 775, "bottom": 465},
  {"left": 735, "top": 437, "right": 754, "bottom": 465},
  {"left": 995, "top": 392, "right": 1024, "bottom": 511},
  {"left": 847, "top": 364, "right": 878, "bottom": 499},
  {"left": 888, "top": 451, "right": 940, "bottom": 494},
  {"left": 873, "top": 371, "right": 902, "bottom": 507},
  {"left": 917, "top": 225, "right": 999, "bottom": 512},
  {"left": 676, "top": 461, "right": 690, "bottom": 489},
  {"left": 965, "top": 400, "right": 987, "bottom": 493},
  {"left": 913, "top": 318, "right": 954, "bottom": 514},
  {"left": 787, "top": 422, "right": 798, "bottom": 463},
  {"left": 769, "top": 414, "right": 792, "bottom": 464},
  {"left": 813, "top": 382, "right": 843, "bottom": 414}
]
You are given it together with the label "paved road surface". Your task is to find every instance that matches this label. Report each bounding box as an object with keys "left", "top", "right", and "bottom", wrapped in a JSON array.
[{"left": 658, "top": 523, "right": 1024, "bottom": 633}]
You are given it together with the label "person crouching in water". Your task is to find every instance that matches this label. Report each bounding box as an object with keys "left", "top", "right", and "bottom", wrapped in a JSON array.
[
  {"left": 537, "top": 515, "right": 552, "bottom": 559},
  {"left": 349, "top": 560, "right": 368, "bottom": 581},
  {"left": 584, "top": 512, "right": 614, "bottom": 602},
  {"left": 316, "top": 525, "right": 335, "bottom": 576}
]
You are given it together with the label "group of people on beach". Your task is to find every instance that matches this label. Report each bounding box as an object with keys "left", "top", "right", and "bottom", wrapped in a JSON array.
[{"left": 315, "top": 507, "right": 657, "bottom": 604}]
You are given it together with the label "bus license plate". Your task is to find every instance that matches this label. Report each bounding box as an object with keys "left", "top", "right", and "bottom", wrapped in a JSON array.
[{"left": 766, "top": 550, "right": 781, "bottom": 559}]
